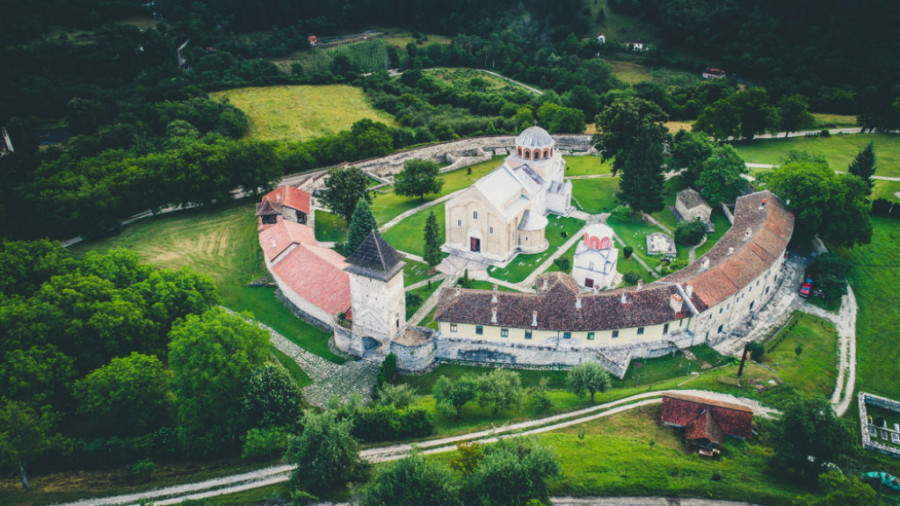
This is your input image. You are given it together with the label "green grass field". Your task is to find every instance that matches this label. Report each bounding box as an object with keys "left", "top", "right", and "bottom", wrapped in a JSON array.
[
  {"left": 486, "top": 215, "right": 585, "bottom": 283},
  {"left": 608, "top": 59, "right": 652, "bottom": 85},
  {"left": 873, "top": 180, "right": 900, "bottom": 203},
  {"left": 812, "top": 112, "right": 858, "bottom": 128},
  {"left": 730, "top": 133, "right": 900, "bottom": 178},
  {"left": 209, "top": 85, "right": 396, "bottom": 141},
  {"left": 313, "top": 210, "right": 348, "bottom": 242},
  {"left": 383, "top": 205, "right": 445, "bottom": 257},
  {"left": 761, "top": 313, "right": 838, "bottom": 399},
  {"left": 572, "top": 177, "right": 620, "bottom": 214},
  {"left": 71, "top": 202, "right": 344, "bottom": 363},
  {"left": 380, "top": 31, "right": 452, "bottom": 48},
  {"left": 833, "top": 217, "right": 900, "bottom": 399},
  {"left": 428, "top": 67, "right": 516, "bottom": 90},
  {"left": 564, "top": 155, "right": 614, "bottom": 176}
]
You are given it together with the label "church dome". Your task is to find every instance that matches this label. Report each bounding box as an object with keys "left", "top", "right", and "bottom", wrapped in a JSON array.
[{"left": 516, "top": 126, "right": 554, "bottom": 149}]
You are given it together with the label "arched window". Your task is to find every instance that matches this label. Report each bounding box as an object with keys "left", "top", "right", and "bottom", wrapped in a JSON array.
[
  {"left": 549, "top": 147, "right": 553, "bottom": 157},
  {"left": 524, "top": 148, "right": 531, "bottom": 160},
  {"left": 517, "top": 146, "right": 522, "bottom": 157},
  {"left": 543, "top": 148, "right": 550, "bottom": 158},
  {"left": 534, "top": 150, "right": 541, "bottom": 160}
]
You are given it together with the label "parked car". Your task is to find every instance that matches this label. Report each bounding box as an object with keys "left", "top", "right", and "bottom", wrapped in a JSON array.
[{"left": 799, "top": 283, "right": 812, "bottom": 298}]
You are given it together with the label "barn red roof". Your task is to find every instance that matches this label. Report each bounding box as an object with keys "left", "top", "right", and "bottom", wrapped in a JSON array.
[
  {"left": 262, "top": 186, "right": 311, "bottom": 214},
  {"left": 661, "top": 393, "right": 753, "bottom": 439},
  {"left": 258, "top": 219, "right": 350, "bottom": 316}
]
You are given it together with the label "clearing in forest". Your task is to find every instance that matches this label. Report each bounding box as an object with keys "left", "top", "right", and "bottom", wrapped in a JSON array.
[{"left": 209, "top": 84, "right": 396, "bottom": 142}]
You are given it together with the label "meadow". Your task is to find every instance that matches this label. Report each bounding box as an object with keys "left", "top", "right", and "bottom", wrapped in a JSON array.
[
  {"left": 209, "top": 84, "right": 396, "bottom": 142},
  {"left": 730, "top": 133, "right": 900, "bottom": 178}
]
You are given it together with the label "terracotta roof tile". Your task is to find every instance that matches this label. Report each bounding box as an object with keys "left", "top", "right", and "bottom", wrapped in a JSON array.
[
  {"left": 272, "top": 244, "right": 351, "bottom": 315},
  {"left": 255, "top": 197, "right": 280, "bottom": 217},
  {"left": 262, "top": 186, "right": 311, "bottom": 214},
  {"left": 661, "top": 394, "right": 753, "bottom": 439},
  {"left": 258, "top": 218, "right": 316, "bottom": 262}
]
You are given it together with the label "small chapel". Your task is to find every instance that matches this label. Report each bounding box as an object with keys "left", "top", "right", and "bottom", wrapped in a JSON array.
[{"left": 443, "top": 126, "right": 573, "bottom": 264}]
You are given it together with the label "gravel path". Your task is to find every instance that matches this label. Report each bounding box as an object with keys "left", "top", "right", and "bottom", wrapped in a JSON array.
[{"left": 61, "top": 390, "right": 775, "bottom": 506}]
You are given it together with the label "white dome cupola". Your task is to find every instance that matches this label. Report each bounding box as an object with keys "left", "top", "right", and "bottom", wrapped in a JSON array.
[{"left": 515, "top": 125, "right": 555, "bottom": 161}]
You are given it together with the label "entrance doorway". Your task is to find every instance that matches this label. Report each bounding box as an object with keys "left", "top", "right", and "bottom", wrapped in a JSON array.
[{"left": 470, "top": 237, "right": 481, "bottom": 252}]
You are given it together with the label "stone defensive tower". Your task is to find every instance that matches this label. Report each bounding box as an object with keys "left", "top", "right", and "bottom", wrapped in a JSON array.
[{"left": 343, "top": 231, "right": 406, "bottom": 353}]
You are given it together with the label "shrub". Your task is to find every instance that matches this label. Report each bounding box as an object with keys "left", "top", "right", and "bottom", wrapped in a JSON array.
[
  {"left": 553, "top": 257, "right": 571, "bottom": 271},
  {"left": 129, "top": 459, "right": 156, "bottom": 483},
  {"left": 623, "top": 272, "right": 642, "bottom": 285},
  {"left": 808, "top": 252, "right": 851, "bottom": 301},
  {"left": 748, "top": 341, "right": 765, "bottom": 362},
  {"left": 675, "top": 219, "right": 706, "bottom": 246},
  {"left": 241, "top": 427, "right": 289, "bottom": 460},
  {"left": 820, "top": 129, "right": 831, "bottom": 137},
  {"left": 872, "top": 198, "right": 893, "bottom": 216},
  {"left": 623, "top": 246, "right": 634, "bottom": 259},
  {"left": 610, "top": 205, "right": 632, "bottom": 220},
  {"left": 376, "top": 353, "right": 398, "bottom": 391},
  {"left": 405, "top": 292, "right": 423, "bottom": 308}
]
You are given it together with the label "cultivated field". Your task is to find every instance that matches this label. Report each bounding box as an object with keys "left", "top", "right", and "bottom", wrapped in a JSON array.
[{"left": 209, "top": 85, "right": 396, "bottom": 141}]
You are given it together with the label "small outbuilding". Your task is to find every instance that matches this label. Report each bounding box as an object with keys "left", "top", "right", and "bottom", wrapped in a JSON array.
[
  {"left": 702, "top": 68, "right": 727, "bottom": 79},
  {"left": 257, "top": 185, "right": 311, "bottom": 226},
  {"left": 571, "top": 223, "right": 619, "bottom": 289},
  {"left": 661, "top": 393, "right": 753, "bottom": 454}
]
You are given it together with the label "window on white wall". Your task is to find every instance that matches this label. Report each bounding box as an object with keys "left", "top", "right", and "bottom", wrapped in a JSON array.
[
  {"left": 563, "top": 331, "right": 571, "bottom": 339},
  {"left": 476, "top": 325, "right": 483, "bottom": 335},
  {"left": 489, "top": 227, "right": 493, "bottom": 235},
  {"left": 501, "top": 328, "right": 508, "bottom": 338},
  {"left": 637, "top": 327, "right": 645, "bottom": 335},
  {"left": 473, "top": 210, "right": 478, "bottom": 220},
  {"left": 525, "top": 330, "right": 532, "bottom": 339},
  {"left": 587, "top": 332, "right": 595, "bottom": 340},
  {"left": 450, "top": 323, "right": 457, "bottom": 332},
  {"left": 457, "top": 219, "right": 462, "bottom": 227},
  {"left": 612, "top": 330, "right": 619, "bottom": 338}
]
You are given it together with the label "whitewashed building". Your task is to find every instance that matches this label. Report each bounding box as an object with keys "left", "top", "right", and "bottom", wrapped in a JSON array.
[{"left": 571, "top": 223, "right": 619, "bottom": 289}]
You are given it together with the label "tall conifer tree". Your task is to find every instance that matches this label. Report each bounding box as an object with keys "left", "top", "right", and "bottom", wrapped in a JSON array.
[
  {"left": 346, "top": 199, "right": 376, "bottom": 255},
  {"left": 848, "top": 142, "right": 876, "bottom": 193},
  {"left": 423, "top": 209, "right": 442, "bottom": 271}
]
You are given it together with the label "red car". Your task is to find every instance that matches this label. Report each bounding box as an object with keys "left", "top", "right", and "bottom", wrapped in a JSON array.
[{"left": 799, "top": 283, "right": 812, "bottom": 298}]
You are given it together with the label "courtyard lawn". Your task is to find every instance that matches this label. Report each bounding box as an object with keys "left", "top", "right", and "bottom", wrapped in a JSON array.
[
  {"left": 563, "top": 155, "right": 614, "bottom": 176},
  {"left": 607, "top": 213, "right": 669, "bottom": 267},
  {"left": 693, "top": 208, "right": 732, "bottom": 258},
  {"left": 403, "top": 259, "right": 434, "bottom": 286},
  {"left": 313, "top": 209, "right": 347, "bottom": 242},
  {"left": 833, "top": 216, "right": 900, "bottom": 400},
  {"left": 405, "top": 282, "right": 441, "bottom": 320},
  {"left": 382, "top": 205, "right": 445, "bottom": 257},
  {"left": 571, "top": 177, "right": 620, "bottom": 214},
  {"left": 71, "top": 202, "right": 345, "bottom": 363},
  {"left": 649, "top": 176, "right": 690, "bottom": 231},
  {"left": 459, "top": 280, "right": 521, "bottom": 292},
  {"left": 486, "top": 215, "right": 585, "bottom": 283},
  {"left": 730, "top": 133, "right": 900, "bottom": 178},
  {"left": 208, "top": 85, "right": 396, "bottom": 142},
  {"left": 759, "top": 312, "right": 839, "bottom": 399}
]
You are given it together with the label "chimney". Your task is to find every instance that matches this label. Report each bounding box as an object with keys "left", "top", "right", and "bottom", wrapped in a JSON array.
[
  {"left": 700, "top": 257, "right": 710, "bottom": 272},
  {"left": 744, "top": 228, "right": 752, "bottom": 242},
  {"left": 760, "top": 197, "right": 767, "bottom": 210},
  {"left": 685, "top": 284, "right": 694, "bottom": 298},
  {"left": 636, "top": 279, "right": 643, "bottom": 291},
  {"left": 620, "top": 293, "right": 627, "bottom": 305},
  {"left": 456, "top": 285, "right": 461, "bottom": 297},
  {"left": 491, "top": 285, "right": 498, "bottom": 304},
  {"left": 276, "top": 193, "right": 281, "bottom": 202},
  {"left": 542, "top": 278, "right": 548, "bottom": 291},
  {"left": 531, "top": 310, "right": 538, "bottom": 327},
  {"left": 575, "top": 297, "right": 582, "bottom": 310},
  {"left": 271, "top": 239, "right": 277, "bottom": 249},
  {"left": 670, "top": 293, "right": 684, "bottom": 314},
  {"left": 727, "top": 246, "right": 734, "bottom": 256},
  {"left": 491, "top": 306, "right": 498, "bottom": 324}
]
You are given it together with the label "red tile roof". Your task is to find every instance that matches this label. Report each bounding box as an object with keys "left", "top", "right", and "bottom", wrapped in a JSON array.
[
  {"left": 258, "top": 219, "right": 350, "bottom": 316},
  {"left": 661, "top": 393, "right": 753, "bottom": 439},
  {"left": 262, "top": 186, "right": 311, "bottom": 214}
]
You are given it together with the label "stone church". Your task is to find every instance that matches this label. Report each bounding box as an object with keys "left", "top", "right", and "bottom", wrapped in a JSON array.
[{"left": 443, "top": 126, "right": 573, "bottom": 264}]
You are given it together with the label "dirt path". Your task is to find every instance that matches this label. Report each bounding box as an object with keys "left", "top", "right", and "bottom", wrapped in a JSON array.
[{"left": 62, "top": 390, "right": 774, "bottom": 506}]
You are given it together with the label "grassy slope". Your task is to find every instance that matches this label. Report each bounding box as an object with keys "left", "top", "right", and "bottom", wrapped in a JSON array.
[
  {"left": 730, "top": 133, "right": 900, "bottom": 177},
  {"left": 761, "top": 312, "right": 838, "bottom": 399},
  {"left": 209, "top": 85, "right": 396, "bottom": 142},
  {"left": 833, "top": 217, "right": 900, "bottom": 399},
  {"left": 71, "top": 202, "right": 344, "bottom": 363}
]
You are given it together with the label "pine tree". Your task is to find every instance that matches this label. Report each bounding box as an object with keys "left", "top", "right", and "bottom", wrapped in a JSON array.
[
  {"left": 423, "top": 210, "right": 442, "bottom": 271},
  {"left": 848, "top": 142, "right": 876, "bottom": 193},
  {"left": 346, "top": 200, "right": 376, "bottom": 256}
]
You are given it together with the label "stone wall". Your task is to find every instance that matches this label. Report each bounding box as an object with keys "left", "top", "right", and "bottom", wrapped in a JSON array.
[
  {"left": 352, "top": 134, "right": 593, "bottom": 177},
  {"left": 859, "top": 391, "right": 900, "bottom": 458}
]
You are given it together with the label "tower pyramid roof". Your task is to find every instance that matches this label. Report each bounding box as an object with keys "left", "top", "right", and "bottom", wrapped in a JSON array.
[{"left": 344, "top": 231, "right": 405, "bottom": 281}]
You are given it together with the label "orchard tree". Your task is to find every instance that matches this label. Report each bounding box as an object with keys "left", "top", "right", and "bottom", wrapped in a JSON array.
[
  {"left": 848, "top": 142, "right": 876, "bottom": 193},
  {"left": 0, "top": 400, "right": 68, "bottom": 489},
  {"left": 168, "top": 307, "right": 269, "bottom": 441},
  {"left": 433, "top": 375, "right": 478, "bottom": 419},
  {"left": 567, "top": 361, "right": 611, "bottom": 402},
  {"left": 423, "top": 209, "right": 443, "bottom": 271},
  {"left": 696, "top": 144, "right": 749, "bottom": 204},
  {"left": 770, "top": 395, "right": 853, "bottom": 482},
  {"left": 360, "top": 451, "right": 461, "bottom": 506},
  {"left": 464, "top": 438, "right": 560, "bottom": 506},
  {"left": 286, "top": 409, "right": 364, "bottom": 494},
  {"left": 763, "top": 155, "right": 872, "bottom": 247},
  {"left": 346, "top": 199, "right": 377, "bottom": 256},
  {"left": 395, "top": 159, "right": 444, "bottom": 201},
  {"left": 74, "top": 352, "right": 172, "bottom": 436},
  {"left": 476, "top": 368, "right": 523, "bottom": 415},
  {"left": 669, "top": 130, "right": 714, "bottom": 184},
  {"left": 778, "top": 94, "right": 815, "bottom": 137},
  {"left": 320, "top": 165, "right": 371, "bottom": 222}
]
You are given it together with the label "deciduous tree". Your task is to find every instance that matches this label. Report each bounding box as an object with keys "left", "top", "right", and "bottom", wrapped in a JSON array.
[
  {"left": 463, "top": 438, "right": 560, "bottom": 506},
  {"left": 770, "top": 395, "right": 853, "bottom": 482},
  {"left": 669, "top": 130, "right": 713, "bottom": 184},
  {"left": 566, "top": 361, "right": 611, "bottom": 402},
  {"left": 0, "top": 400, "right": 68, "bottom": 489},
  {"left": 320, "top": 166, "right": 371, "bottom": 223},
  {"left": 476, "top": 368, "right": 523, "bottom": 415},
  {"left": 360, "top": 451, "right": 461, "bottom": 506},
  {"left": 433, "top": 375, "right": 478, "bottom": 419},
  {"left": 286, "top": 409, "right": 364, "bottom": 494},
  {"left": 778, "top": 94, "right": 815, "bottom": 137},
  {"left": 696, "top": 144, "right": 748, "bottom": 204},
  {"left": 394, "top": 159, "right": 443, "bottom": 201},
  {"left": 241, "top": 362, "right": 303, "bottom": 430}
]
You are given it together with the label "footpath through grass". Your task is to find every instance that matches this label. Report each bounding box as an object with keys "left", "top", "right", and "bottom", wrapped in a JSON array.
[
  {"left": 72, "top": 202, "right": 344, "bottom": 363},
  {"left": 730, "top": 133, "right": 900, "bottom": 177},
  {"left": 486, "top": 215, "right": 585, "bottom": 283},
  {"left": 209, "top": 84, "right": 396, "bottom": 142},
  {"left": 833, "top": 216, "right": 900, "bottom": 399}
]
